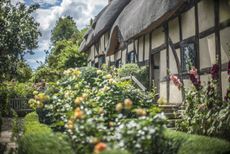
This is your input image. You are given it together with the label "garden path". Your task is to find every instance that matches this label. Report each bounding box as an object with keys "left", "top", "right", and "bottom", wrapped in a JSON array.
[{"left": 0, "top": 118, "right": 17, "bottom": 154}]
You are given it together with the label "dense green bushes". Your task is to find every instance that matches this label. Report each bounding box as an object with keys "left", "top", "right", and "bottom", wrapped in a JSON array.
[
  {"left": 18, "top": 112, "right": 73, "bottom": 154},
  {"left": 164, "top": 129, "right": 230, "bottom": 154},
  {"left": 117, "top": 64, "right": 149, "bottom": 88},
  {"left": 0, "top": 82, "right": 35, "bottom": 116}
]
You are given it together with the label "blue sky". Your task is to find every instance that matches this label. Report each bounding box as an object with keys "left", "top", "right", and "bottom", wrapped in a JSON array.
[{"left": 11, "top": 0, "right": 107, "bottom": 69}]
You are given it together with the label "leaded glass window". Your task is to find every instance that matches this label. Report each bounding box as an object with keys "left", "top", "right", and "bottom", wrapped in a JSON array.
[{"left": 181, "top": 42, "right": 196, "bottom": 72}]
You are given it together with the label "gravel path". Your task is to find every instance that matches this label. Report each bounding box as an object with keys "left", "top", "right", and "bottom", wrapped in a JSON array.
[{"left": 0, "top": 118, "right": 17, "bottom": 154}]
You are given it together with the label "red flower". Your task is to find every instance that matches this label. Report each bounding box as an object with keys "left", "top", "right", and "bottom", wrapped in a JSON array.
[
  {"left": 211, "top": 64, "right": 219, "bottom": 80},
  {"left": 170, "top": 74, "right": 182, "bottom": 90},
  {"left": 189, "top": 67, "right": 201, "bottom": 90}
]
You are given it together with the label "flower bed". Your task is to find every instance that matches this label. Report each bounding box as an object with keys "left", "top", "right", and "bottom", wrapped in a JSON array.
[
  {"left": 25, "top": 66, "right": 230, "bottom": 154},
  {"left": 18, "top": 112, "right": 73, "bottom": 154}
]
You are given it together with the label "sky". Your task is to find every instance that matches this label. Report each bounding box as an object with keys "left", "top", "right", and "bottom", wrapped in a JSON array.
[{"left": 11, "top": 0, "right": 107, "bottom": 69}]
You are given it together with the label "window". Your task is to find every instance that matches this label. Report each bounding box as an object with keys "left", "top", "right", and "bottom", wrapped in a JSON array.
[
  {"left": 127, "top": 51, "right": 136, "bottom": 63},
  {"left": 115, "top": 59, "right": 122, "bottom": 68},
  {"left": 181, "top": 42, "right": 196, "bottom": 72},
  {"left": 98, "top": 55, "right": 105, "bottom": 68}
]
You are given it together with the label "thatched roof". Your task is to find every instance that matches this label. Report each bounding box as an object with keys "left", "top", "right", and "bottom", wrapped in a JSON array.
[
  {"left": 106, "top": 0, "right": 185, "bottom": 55},
  {"left": 80, "top": 0, "right": 130, "bottom": 52}
]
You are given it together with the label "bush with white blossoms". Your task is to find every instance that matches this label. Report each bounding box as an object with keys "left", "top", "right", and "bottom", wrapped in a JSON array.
[
  {"left": 111, "top": 114, "right": 166, "bottom": 154},
  {"left": 31, "top": 67, "right": 166, "bottom": 154}
]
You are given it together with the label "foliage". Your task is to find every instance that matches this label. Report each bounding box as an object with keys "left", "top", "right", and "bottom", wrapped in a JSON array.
[
  {"left": 2, "top": 60, "right": 33, "bottom": 82},
  {"left": 0, "top": 0, "right": 40, "bottom": 81},
  {"left": 51, "top": 16, "right": 80, "bottom": 44},
  {"left": 30, "top": 65, "right": 61, "bottom": 83},
  {"left": 164, "top": 129, "right": 230, "bottom": 154},
  {"left": 111, "top": 115, "right": 166, "bottom": 154},
  {"left": 0, "top": 81, "right": 36, "bottom": 115},
  {"left": 173, "top": 63, "right": 230, "bottom": 140},
  {"left": 18, "top": 112, "right": 73, "bottom": 154},
  {"left": 101, "top": 149, "right": 131, "bottom": 154},
  {"left": 47, "top": 40, "right": 87, "bottom": 70},
  {"left": 117, "top": 64, "right": 149, "bottom": 88},
  {"left": 30, "top": 67, "right": 163, "bottom": 154}
]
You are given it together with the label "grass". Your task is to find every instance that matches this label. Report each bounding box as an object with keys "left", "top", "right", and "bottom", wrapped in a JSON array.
[
  {"left": 18, "top": 112, "right": 73, "bottom": 154},
  {"left": 164, "top": 129, "right": 230, "bottom": 154}
]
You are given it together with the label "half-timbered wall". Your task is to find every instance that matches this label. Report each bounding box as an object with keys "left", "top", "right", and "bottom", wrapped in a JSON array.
[{"left": 85, "top": 0, "right": 229, "bottom": 103}]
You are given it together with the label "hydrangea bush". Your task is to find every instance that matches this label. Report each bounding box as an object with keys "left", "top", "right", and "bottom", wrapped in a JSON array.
[{"left": 29, "top": 67, "right": 166, "bottom": 154}]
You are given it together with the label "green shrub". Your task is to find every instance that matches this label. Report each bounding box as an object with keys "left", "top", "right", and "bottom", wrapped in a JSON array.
[
  {"left": 18, "top": 112, "right": 73, "bottom": 154},
  {"left": 101, "top": 149, "right": 131, "bottom": 154},
  {"left": 117, "top": 64, "right": 149, "bottom": 88},
  {"left": 164, "top": 129, "right": 230, "bottom": 154},
  {"left": 0, "top": 82, "right": 35, "bottom": 116}
]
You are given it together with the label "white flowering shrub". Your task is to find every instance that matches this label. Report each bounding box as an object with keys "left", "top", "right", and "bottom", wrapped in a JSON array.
[{"left": 31, "top": 67, "right": 166, "bottom": 154}]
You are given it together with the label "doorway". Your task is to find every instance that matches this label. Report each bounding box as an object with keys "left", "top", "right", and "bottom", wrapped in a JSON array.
[{"left": 151, "top": 52, "right": 160, "bottom": 93}]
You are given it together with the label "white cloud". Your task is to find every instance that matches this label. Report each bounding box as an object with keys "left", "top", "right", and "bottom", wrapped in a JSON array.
[
  {"left": 25, "top": 0, "right": 107, "bottom": 68},
  {"left": 11, "top": 0, "right": 24, "bottom": 5},
  {"left": 32, "top": 0, "right": 58, "bottom": 5}
]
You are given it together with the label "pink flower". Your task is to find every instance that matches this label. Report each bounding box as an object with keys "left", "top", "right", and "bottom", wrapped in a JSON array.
[
  {"left": 189, "top": 67, "right": 201, "bottom": 90},
  {"left": 170, "top": 74, "right": 182, "bottom": 90},
  {"left": 189, "top": 67, "right": 198, "bottom": 78},
  {"left": 210, "top": 64, "right": 219, "bottom": 80}
]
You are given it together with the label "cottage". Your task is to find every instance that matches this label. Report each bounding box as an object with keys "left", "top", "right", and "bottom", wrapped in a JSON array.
[{"left": 80, "top": 0, "right": 230, "bottom": 104}]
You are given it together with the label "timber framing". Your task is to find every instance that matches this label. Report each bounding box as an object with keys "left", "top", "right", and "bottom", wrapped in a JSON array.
[{"left": 82, "top": 0, "right": 230, "bottom": 104}]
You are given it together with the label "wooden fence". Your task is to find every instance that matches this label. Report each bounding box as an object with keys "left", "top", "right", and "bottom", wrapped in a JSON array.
[{"left": 9, "top": 98, "right": 32, "bottom": 113}]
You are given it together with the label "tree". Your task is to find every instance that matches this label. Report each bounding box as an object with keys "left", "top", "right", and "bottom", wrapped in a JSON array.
[
  {"left": 51, "top": 16, "right": 80, "bottom": 44},
  {"left": 47, "top": 40, "right": 87, "bottom": 70},
  {"left": 0, "top": 0, "right": 40, "bottom": 81}
]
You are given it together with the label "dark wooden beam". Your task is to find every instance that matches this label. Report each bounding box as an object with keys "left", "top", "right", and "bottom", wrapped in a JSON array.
[
  {"left": 143, "top": 35, "right": 146, "bottom": 62},
  {"left": 195, "top": 2, "right": 200, "bottom": 71},
  {"left": 149, "top": 32, "right": 153, "bottom": 89},
  {"left": 151, "top": 44, "right": 167, "bottom": 54},
  {"left": 137, "top": 38, "right": 140, "bottom": 62},
  {"left": 214, "top": 0, "right": 222, "bottom": 98},
  {"left": 164, "top": 23, "right": 170, "bottom": 103}
]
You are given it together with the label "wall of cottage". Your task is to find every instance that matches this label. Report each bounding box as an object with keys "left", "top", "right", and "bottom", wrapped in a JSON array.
[{"left": 85, "top": 0, "right": 230, "bottom": 104}]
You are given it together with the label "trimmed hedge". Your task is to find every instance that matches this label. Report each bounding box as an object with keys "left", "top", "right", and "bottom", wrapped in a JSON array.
[
  {"left": 18, "top": 112, "right": 74, "bottom": 154},
  {"left": 164, "top": 129, "right": 230, "bottom": 154}
]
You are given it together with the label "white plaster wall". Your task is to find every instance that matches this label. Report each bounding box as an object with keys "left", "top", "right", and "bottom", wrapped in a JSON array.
[
  {"left": 128, "top": 42, "right": 134, "bottom": 53},
  {"left": 222, "top": 71, "right": 229, "bottom": 100},
  {"left": 99, "top": 35, "right": 105, "bottom": 54},
  {"left": 169, "top": 17, "right": 180, "bottom": 43},
  {"left": 199, "top": 34, "right": 216, "bottom": 69},
  {"left": 138, "top": 36, "right": 144, "bottom": 62},
  {"left": 198, "top": 0, "right": 214, "bottom": 32},
  {"left": 169, "top": 48, "right": 180, "bottom": 74},
  {"left": 95, "top": 57, "right": 98, "bottom": 63},
  {"left": 115, "top": 50, "right": 121, "bottom": 61},
  {"left": 145, "top": 34, "right": 150, "bottom": 60},
  {"left": 122, "top": 49, "right": 126, "bottom": 64},
  {"left": 220, "top": 27, "right": 230, "bottom": 64},
  {"left": 152, "top": 27, "right": 165, "bottom": 49},
  {"left": 159, "top": 82, "right": 167, "bottom": 102},
  {"left": 104, "top": 32, "right": 109, "bottom": 50},
  {"left": 106, "top": 56, "right": 110, "bottom": 65},
  {"left": 90, "top": 46, "right": 94, "bottom": 60},
  {"left": 160, "top": 50, "right": 167, "bottom": 79},
  {"left": 169, "top": 84, "right": 182, "bottom": 104},
  {"left": 183, "top": 79, "right": 193, "bottom": 90},
  {"left": 182, "top": 7, "right": 195, "bottom": 39},
  {"left": 110, "top": 55, "right": 115, "bottom": 62},
  {"left": 200, "top": 74, "right": 211, "bottom": 85},
  {"left": 220, "top": 0, "right": 230, "bottom": 23}
]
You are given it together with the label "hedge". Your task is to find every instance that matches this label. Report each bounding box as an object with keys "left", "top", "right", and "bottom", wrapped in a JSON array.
[
  {"left": 164, "top": 129, "right": 230, "bottom": 154},
  {"left": 18, "top": 112, "right": 74, "bottom": 154}
]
